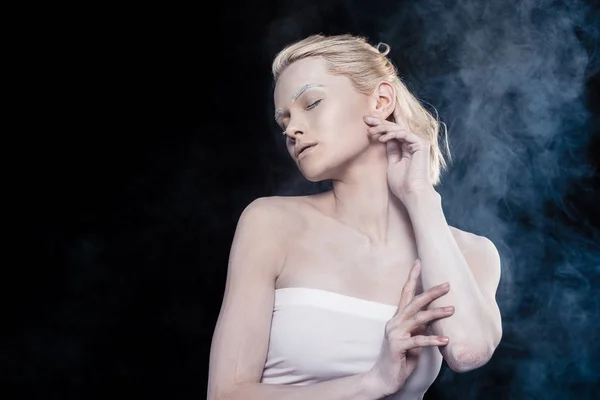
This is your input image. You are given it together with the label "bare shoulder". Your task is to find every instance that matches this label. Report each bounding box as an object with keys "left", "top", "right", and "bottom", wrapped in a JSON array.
[
  {"left": 449, "top": 226, "right": 501, "bottom": 285},
  {"left": 240, "top": 196, "right": 302, "bottom": 241},
  {"left": 243, "top": 195, "right": 304, "bottom": 224},
  {"left": 252, "top": 194, "right": 315, "bottom": 223},
  {"left": 449, "top": 226, "right": 495, "bottom": 255},
  {"left": 242, "top": 194, "right": 308, "bottom": 259}
]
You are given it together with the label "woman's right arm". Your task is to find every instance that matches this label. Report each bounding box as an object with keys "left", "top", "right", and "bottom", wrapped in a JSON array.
[{"left": 207, "top": 197, "right": 386, "bottom": 400}]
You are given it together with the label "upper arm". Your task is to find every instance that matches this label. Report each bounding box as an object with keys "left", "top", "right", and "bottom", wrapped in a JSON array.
[
  {"left": 463, "top": 235, "right": 503, "bottom": 347},
  {"left": 207, "top": 197, "right": 287, "bottom": 400}
]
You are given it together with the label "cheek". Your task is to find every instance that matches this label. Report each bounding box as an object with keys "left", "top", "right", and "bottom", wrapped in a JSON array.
[
  {"left": 320, "top": 102, "right": 365, "bottom": 136},
  {"left": 336, "top": 105, "right": 368, "bottom": 139}
]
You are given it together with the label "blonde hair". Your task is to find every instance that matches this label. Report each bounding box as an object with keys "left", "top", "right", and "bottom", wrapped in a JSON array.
[{"left": 272, "top": 33, "right": 451, "bottom": 186}]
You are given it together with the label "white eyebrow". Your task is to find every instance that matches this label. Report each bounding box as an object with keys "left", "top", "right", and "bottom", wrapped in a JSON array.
[{"left": 274, "top": 83, "right": 325, "bottom": 122}]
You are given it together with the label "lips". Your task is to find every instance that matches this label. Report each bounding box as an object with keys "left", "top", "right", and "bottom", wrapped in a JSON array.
[
  {"left": 295, "top": 142, "right": 317, "bottom": 157},
  {"left": 299, "top": 144, "right": 315, "bottom": 155}
]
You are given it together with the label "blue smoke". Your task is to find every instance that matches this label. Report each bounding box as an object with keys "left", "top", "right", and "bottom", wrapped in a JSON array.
[{"left": 264, "top": 0, "right": 600, "bottom": 398}]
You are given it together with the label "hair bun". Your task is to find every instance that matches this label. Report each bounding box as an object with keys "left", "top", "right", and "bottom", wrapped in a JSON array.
[{"left": 375, "top": 42, "right": 390, "bottom": 56}]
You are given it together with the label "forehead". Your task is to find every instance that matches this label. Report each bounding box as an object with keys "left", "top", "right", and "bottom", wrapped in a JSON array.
[{"left": 273, "top": 57, "right": 350, "bottom": 104}]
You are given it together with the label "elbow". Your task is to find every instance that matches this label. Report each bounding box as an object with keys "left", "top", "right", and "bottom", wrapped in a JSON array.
[
  {"left": 445, "top": 340, "right": 498, "bottom": 373},
  {"left": 447, "top": 350, "right": 492, "bottom": 373},
  {"left": 447, "top": 323, "right": 503, "bottom": 373}
]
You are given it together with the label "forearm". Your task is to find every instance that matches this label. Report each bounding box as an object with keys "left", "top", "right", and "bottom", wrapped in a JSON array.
[
  {"left": 220, "top": 372, "right": 384, "bottom": 400},
  {"left": 405, "top": 192, "right": 495, "bottom": 363}
]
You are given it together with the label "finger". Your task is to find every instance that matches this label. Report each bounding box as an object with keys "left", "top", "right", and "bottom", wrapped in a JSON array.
[
  {"left": 363, "top": 116, "right": 384, "bottom": 126},
  {"left": 392, "top": 106, "right": 413, "bottom": 133},
  {"left": 404, "top": 282, "right": 450, "bottom": 317},
  {"left": 385, "top": 136, "right": 403, "bottom": 164},
  {"left": 367, "top": 124, "right": 404, "bottom": 135},
  {"left": 396, "top": 260, "right": 421, "bottom": 313},
  {"left": 391, "top": 335, "right": 449, "bottom": 351},
  {"left": 375, "top": 129, "right": 425, "bottom": 146},
  {"left": 402, "top": 305, "right": 455, "bottom": 333}
]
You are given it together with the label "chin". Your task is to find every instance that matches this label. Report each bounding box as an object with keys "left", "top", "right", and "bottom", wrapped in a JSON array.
[
  {"left": 296, "top": 145, "right": 358, "bottom": 182},
  {"left": 298, "top": 158, "right": 344, "bottom": 183},
  {"left": 297, "top": 159, "right": 331, "bottom": 182},
  {"left": 300, "top": 168, "right": 330, "bottom": 183}
]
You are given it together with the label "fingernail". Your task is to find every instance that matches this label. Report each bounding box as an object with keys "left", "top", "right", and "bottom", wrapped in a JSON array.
[{"left": 364, "top": 116, "right": 379, "bottom": 123}]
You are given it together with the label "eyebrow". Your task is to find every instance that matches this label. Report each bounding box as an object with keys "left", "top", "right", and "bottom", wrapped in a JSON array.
[{"left": 274, "top": 83, "right": 325, "bottom": 122}]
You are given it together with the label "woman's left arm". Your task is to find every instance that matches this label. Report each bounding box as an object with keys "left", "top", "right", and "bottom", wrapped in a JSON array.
[
  {"left": 364, "top": 109, "right": 502, "bottom": 372},
  {"left": 405, "top": 190, "right": 503, "bottom": 373}
]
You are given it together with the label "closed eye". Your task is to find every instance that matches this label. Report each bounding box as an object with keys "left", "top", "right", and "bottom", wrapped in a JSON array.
[{"left": 306, "top": 99, "right": 322, "bottom": 110}]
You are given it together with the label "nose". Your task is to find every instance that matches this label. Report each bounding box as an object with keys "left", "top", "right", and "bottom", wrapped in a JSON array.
[
  {"left": 283, "top": 115, "right": 307, "bottom": 139},
  {"left": 284, "top": 128, "right": 303, "bottom": 140}
]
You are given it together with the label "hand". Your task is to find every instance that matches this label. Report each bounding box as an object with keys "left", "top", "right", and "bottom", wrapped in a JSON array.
[
  {"left": 364, "top": 106, "right": 435, "bottom": 204},
  {"left": 365, "top": 259, "right": 455, "bottom": 397}
]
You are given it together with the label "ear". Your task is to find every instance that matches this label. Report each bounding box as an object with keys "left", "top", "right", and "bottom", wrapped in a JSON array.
[{"left": 372, "top": 81, "right": 396, "bottom": 122}]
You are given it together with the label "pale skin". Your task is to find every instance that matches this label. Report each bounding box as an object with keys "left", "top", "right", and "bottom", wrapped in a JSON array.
[{"left": 207, "top": 56, "right": 502, "bottom": 400}]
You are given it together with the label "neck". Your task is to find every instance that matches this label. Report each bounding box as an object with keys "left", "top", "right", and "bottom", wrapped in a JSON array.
[{"left": 327, "top": 160, "right": 414, "bottom": 248}]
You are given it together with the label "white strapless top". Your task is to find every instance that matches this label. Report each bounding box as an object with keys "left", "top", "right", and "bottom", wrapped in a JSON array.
[{"left": 260, "top": 287, "right": 443, "bottom": 399}]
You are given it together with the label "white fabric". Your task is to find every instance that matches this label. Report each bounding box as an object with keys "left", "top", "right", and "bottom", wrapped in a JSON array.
[{"left": 260, "top": 287, "right": 443, "bottom": 398}]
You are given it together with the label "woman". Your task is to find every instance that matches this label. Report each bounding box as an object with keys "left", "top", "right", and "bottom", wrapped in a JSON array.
[{"left": 208, "top": 33, "right": 503, "bottom": 400}]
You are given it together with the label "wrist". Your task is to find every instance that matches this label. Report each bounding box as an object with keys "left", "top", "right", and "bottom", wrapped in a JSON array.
[
  {"left": 403, "top": 189, "right": 441, "bottom": 212},
  {"left": 360, "top": 370, "right": 389, "bottom": 399}
]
